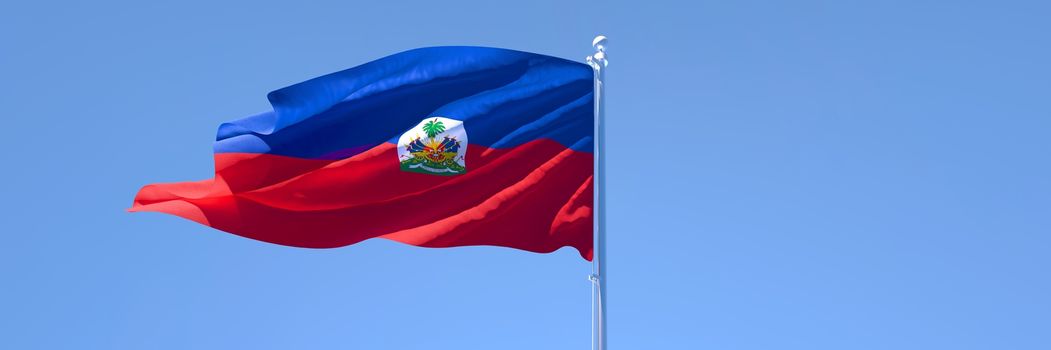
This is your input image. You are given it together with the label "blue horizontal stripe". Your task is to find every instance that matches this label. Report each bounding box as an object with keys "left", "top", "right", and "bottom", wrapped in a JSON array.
[{"left": 214, "top": 46, "right": 594, "bottom": 158}]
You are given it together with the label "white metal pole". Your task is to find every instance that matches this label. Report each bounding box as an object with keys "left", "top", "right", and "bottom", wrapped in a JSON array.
[{"left": 587, "top": 35, "right": 608, "bottom": 350}]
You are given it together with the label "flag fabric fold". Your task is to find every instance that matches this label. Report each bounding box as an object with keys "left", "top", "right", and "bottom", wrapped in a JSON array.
[{"left": 131, "top": 46, "right": 595, "bottom": 260}]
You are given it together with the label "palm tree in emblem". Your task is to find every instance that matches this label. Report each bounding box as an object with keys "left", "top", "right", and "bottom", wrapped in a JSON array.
[
  {"left": 421, "top": 119, "right": 449, "bottom": 162},
  {"left": 422, "top": 119, "right": 446, "bottom": 140}
]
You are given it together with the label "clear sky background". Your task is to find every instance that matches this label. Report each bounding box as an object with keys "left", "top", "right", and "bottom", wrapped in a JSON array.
[{"left": 2, "top": 0, "right": 1049, "bottom": 349}]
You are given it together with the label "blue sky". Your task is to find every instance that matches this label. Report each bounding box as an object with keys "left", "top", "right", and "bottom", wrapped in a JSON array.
[{"left": 2, "top": 0, "right": 1049, "bottom": 349}]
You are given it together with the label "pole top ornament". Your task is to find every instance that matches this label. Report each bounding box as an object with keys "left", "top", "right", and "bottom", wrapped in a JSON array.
[{"left": 587, "top": 35, "right": 608, "bottom": 71}]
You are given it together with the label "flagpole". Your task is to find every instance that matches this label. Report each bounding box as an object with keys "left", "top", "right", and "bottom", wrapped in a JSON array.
[{"left": 587, "top": 35, "right": 608, "bottom": 350}]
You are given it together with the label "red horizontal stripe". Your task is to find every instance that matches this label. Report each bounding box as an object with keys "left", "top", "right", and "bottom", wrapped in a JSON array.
[{"left": 131, "top": 139, "right": 593, "bottom": 260}]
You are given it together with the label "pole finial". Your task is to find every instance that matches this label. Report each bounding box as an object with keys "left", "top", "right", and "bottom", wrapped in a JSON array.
[
  {"left": 587, "top": 35, "right": 609, "bottom": 70},
  {"left": 592, "top": 35, "right": 607, "bottom": 50}
]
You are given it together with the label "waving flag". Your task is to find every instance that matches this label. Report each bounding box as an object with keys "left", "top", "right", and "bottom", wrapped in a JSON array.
[{"left": 130, "top": 47, "right": 595, "bottom": 260}]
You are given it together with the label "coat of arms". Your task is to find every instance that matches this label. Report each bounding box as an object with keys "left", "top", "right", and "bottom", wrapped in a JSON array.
[{"left": 397, "top": 117, "right": 468, "bottom": 175}]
